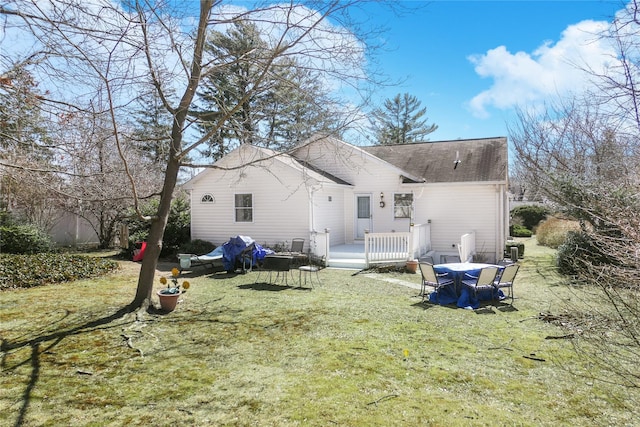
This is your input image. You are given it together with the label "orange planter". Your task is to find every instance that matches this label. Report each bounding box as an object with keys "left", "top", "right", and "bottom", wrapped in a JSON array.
[
  {"left": 406, "top": 260, "right": 418, "bottom": 273},
  {"left": 157, "top": 290, "right": 181, "bottom": 312}
]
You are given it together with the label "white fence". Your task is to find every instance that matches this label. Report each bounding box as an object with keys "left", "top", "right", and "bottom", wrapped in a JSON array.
[
  {"left": 412, "top": 223, "right": 431, "bottom": 259},
  {"left": 311, "top": 224, "right": 432, "bottom": 268},
  {"left": 310, "top": 229, "right": 330, "bottom": 266},
  {"left": 365, "top": 232, "right": 411, "bottom": 265},
  {"left": 458, "top": 231, "right": 476, "bottom": 262}
]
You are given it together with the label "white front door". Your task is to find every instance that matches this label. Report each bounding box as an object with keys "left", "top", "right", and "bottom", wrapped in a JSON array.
[{"left": 355, "top": 194, "right": 372, "bottom": 240}]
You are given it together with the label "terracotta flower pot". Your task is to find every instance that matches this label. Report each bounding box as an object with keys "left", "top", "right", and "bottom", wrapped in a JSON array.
[
  {"left": 157, "top": 290, "right": 181, "bottom": 312},
  {"left": 406, "top": 260, "right": 418, "bottom": 273}
]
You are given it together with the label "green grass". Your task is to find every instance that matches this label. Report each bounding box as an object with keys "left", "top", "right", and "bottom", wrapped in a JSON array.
[{"left": 1, "top": 238, "right": 638, "bottom": 426}]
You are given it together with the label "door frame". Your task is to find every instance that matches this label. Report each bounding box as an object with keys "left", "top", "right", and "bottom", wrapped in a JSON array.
[{"left": 354, "top": 193, "right": 373, "bottom": 240}]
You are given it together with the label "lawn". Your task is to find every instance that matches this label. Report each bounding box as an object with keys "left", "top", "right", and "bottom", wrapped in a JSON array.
[{"left": 1, "top": 237, "right": 638, "bottom": 426}]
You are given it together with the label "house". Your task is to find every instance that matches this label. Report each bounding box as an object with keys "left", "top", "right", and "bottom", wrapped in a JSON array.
[
  {"left": 182, "top": 135, "right": 509, "bottom": 267},
  {"left": 49, "top": 211, "right": 99, "bottom": 247}
]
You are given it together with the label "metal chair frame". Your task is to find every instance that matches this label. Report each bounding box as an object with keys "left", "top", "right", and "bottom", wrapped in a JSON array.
[
  {"left": 419, "top": 262, "right": 454, "bottom": 303},
  {"left": 461, "top": 266, "right": 500, "bottom": 300},
  {"left": 493, "top": 263, "right": 519, "bottom": 305}
]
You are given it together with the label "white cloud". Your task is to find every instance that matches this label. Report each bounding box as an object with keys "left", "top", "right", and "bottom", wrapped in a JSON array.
[{"left": 467, "top": 19, "right": 615, "bottom": 119}]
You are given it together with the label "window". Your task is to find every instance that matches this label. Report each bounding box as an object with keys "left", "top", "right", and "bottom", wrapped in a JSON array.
[
  {"left": 357, "top": 196, "right": 370, "bottom": 219},
  {"left": 201, "top": 193, "right": 215, "bottom": 203},
  {"left": 394, "top": 193, "right": 413, "bottom": 219},
  {"left": 235, "top": 193, "right": 253, "bottom": 222}
]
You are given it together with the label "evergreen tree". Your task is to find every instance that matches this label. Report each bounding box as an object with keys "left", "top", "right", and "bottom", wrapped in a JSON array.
[
  {"left": 0, "top": 64, "right": 52, "bottom": 160},
  {"left": 197, "top": 20, "right": 336, "bottom": 158},
  {"left": 196, "top": 21, "right": 268, "bottom": 159},
  {"left": 131, "top": 88, "right": 175, "bottom": 165},
  {"left": 370, "top": 93, "right": 437, "bottom": 145}
]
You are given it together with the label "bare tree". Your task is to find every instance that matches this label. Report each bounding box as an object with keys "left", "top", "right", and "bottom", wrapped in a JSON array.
[
  {"left": 53, "top": 107, "right": 163, "bottom": 248},
  {"left": 0, "top": 62, "right": 58, "bottom": 225},
  {"left": 509, "top": 2, "right": 640, "bottom": 390},
  {"left": 0, "top": 0, "right": 389, "bottom": 311}
]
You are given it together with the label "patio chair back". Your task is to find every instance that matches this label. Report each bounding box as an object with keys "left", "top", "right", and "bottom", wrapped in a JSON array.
[
  {"left": 494, "top": 263, "right": 519, "bottom": 305},
  {"left": 476, "top": 266, "right": 500, "bottom": 286},
  {"left": 290, "top": 238, "right": 305, "bottom": 253},
  {"left": 496, "top": 264, "right": 519, "bottom": 286},
  {"left": 419, "top": 262, "right": 454, "bottom": 303},
  {"left": 441, "top": 254, "right": 461, "bottom": 264}
]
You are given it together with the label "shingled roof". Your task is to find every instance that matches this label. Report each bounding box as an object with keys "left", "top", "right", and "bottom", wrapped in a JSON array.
[{"left": 361, "top": 137, "right": 508, "bottom": 183}]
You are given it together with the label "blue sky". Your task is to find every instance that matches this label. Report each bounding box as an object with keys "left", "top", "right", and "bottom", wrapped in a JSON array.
[
  {"left": 361, "top": 0, "right": 624, "bottom": 141},
  {"left": 1, "top": 0, "right": 625, "bottom": 144}
]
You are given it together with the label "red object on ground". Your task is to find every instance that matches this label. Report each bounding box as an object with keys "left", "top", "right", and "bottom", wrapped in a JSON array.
[{"left": 133, "top": 241, "right": 147, "bottom": 262}]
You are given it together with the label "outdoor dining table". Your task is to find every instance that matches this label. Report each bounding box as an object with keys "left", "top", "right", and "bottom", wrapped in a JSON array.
[{"left": 429, "top": 262, "right": 505, "bottom": 309}]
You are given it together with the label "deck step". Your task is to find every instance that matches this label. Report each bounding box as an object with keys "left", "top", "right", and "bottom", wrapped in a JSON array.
[{"left": 327, "top": 258, "right": 367, "bottom": 269}]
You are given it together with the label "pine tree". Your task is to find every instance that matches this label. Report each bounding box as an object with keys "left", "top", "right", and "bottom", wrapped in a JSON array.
[
  {"left": 197, "top": 20, "right": 336, "bottom": 158},
  {"left": 370, "top": 93, "right": 437, "bottom": 144}
]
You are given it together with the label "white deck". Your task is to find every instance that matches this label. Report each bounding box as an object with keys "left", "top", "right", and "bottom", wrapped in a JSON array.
[
  {"left": 327, "top": 244, "right": 454, "bottom": 269},
  {"left": 327, "top": 243, "right": 366, "bottom": 269}
]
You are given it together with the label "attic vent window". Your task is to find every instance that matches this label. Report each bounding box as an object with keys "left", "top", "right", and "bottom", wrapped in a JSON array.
[{"left": 201, "top": 193, "right": 215, "bottom": 203}]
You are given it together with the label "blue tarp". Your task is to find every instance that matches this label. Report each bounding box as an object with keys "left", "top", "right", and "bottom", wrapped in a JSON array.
[
  {"left": 428, "top": 264, "right": 505, "bottom": 309},
  {"left": 428, "top": 286, "right": 504, "bottom": 309},
  {"left": 221, "top": 235, "right": 273, "bottom": 271}
]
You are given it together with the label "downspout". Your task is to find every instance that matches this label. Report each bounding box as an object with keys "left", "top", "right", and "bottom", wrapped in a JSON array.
[
  {"left": 498, "top": 184, "right": 505, "bottom": 262},
  {"left": 309, "top": 186, "right": 315, "bottom": 239}
]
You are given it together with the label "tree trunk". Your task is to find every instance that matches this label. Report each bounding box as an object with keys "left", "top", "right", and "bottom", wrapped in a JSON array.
[
  {"left": 131, "top": 156, "right": 180, "bottom": 308},
  {"left": 131, "top": 0, "right": 212, "bottom": 309}
]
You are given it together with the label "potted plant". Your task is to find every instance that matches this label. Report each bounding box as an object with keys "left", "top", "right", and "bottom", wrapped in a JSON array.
[
  {"left": 157, "top": 267, "right": 190, "bottom": 312},
  {"left": 406, "top": 259, "right": 419, "bottom": 273}
]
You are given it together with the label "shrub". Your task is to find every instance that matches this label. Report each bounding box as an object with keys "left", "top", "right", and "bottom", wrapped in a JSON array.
[
  {"left": 0, "top": 223, "right": 54, "bottom": 254},
  {"left": 510, "top": 224, "right": 533, "bottom": 237},
  {"left": 179, "top": 239, "right": 216, "bottom": 255},
  {"left": 511, "top": 205, "right": 549, "bottom": 231},
  {"left": 537, "top": 217, "right": 581, "bottom": 248},
  {"left": 556, "top": 231, "right": 615, "bottom": 276},
  {"left": 125, "top": 194, "right": 191, "bottom": 258},
  {"left": 504, "top": 240, "right": 525, "bottom": 258},
  {"left": 0, "top": 253, "right": 119, "bottom": 290}
]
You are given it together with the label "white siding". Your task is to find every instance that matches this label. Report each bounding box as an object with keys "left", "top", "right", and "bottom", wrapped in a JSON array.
[
  {"left": 187, "top": 138, "right": 509, "bottom": 260},
  {"left": 296, "top": 138, "right": 417, "bottom": 243},
  {"left": 294, "top": 138, "right": 366, "bottom": 183},
  {"left": 50, "top": 212, "right": 99, "bottom": 246},
  {"left": 189, "top": 162, "right": 311, "bottom": 248},
  {"left": 413, "top": 184, "right": 501, "bottom": 261},
  {"left": 311, "top": 187, "right": 346, "bottom": 245}
]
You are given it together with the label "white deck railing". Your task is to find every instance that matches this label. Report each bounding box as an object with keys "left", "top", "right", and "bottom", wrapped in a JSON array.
[
  {"left": 312, "top": 224, "right": 432, "bottom": 268},
  {"left": 310, "top": 228, "right": 330, "bottom": 266},
  {"left": 458, "top": 231, "right": 476, "bottom": 262},
  {"left": 412, "top": 223, "right": 431, "bottom": 259},
  {"left": 364, "top": 231, "right": 411, "bottom": 265}
]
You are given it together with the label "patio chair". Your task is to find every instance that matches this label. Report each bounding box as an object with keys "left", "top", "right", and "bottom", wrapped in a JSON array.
[
  {"left": 461, "top": 266, "right": 499, "bottom": 301},
  {"left": 493, "top": 263, "right": 519, "bottom": 305},
  {"left": 441, "top": 254, "right": 461, "bottom": 264},
  {"left": 289, "top": 238, "right": 308, "bottom": 266},
  {"left": 419, "top": 262, "right": 454, "bottom": 303},
  {"left": 290, "top": 238, "right": 305, "bottom": 253},
  {"left": 418, "top": 255, "right": 434, "bottom": 265}
]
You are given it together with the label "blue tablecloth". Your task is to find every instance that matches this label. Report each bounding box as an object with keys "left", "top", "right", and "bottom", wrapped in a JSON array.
[{"left": 428, "top": 263, "right": 504, "bottom": 309}]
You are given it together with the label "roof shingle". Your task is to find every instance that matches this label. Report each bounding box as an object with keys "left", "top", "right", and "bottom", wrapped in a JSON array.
[{"left": 362, "top": 137, "right": 508, "bottom": 183}]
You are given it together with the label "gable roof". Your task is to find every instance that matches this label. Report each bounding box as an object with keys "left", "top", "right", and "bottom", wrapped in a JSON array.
[
  {"left": 182, "top": 143, "right": 351, "bottom": 190},
  {"left": 293, "top": 134, "right": 425, "bottom": 183},
  {"left": 361, "top": 137, "right": 508, "bottom": 184}
]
